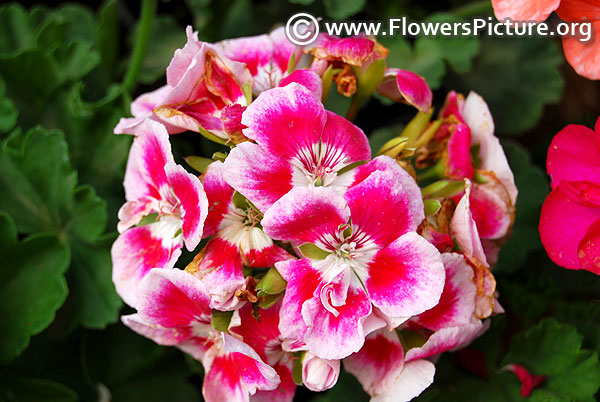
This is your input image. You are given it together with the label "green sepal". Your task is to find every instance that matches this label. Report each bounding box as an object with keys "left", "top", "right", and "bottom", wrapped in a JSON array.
[
  {"left": 211, "top": 310, "right": 234, "bottom": 332},
  {"left": 256, "top": 267, "right": 287, "bottom": 297},
  {"left": 287, "top": 51, "right": 297, "bottom": 74},
  {"left": 421, "top": 180, "right": 465, "bottom": 199},
  {"left": 198, "top": 125, "right": 229, "bottom": 146},
  {"left": 212, "top": 151, "right": 228, "bottom": 162},
  {"left": 398, "top": 329, "right": 427, "bottom": 351},
  {"left": 424, "top": 199, "right": 442, "bottom": 216},
  {"left": 401, "top": 110, "right": 433, "bottom": 145},
  {"left": 136, "top": 212, "right": 159, "bottom": 227},
  {"left": 232, "top": 191, "right": 248, "bottom": 210},
  {"left": 337, "top": 160, "right": 366, "bottom": 175},
  {"left": 184, "top": 156, "right": 213, "bottom": 173},
  {"left": 292, "top": 351, "right": 305, "bottom": 385},
  {"left": 298, "top": 243, "right": 331, "bottom": 260},
  {"left": 242, "top": 82, "right": 253, "bottom": 105},
  {"left": 321, "top": 64, "right": 335, "bottom": 103},
  {"left": 259, "top": 293, "right": 283, "bottom": 309},
  {"left": 376, "top": 136, "right": 409, "bottom": 158}
]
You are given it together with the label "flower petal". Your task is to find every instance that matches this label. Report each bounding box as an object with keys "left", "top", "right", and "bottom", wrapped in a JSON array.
[
  {"left": 578, "top": 219, "right": 600, "bottom": 274},
  {"left": 164, "top": 162, "right": 208, "bottom": 251},
  {"left": 344, "top": 329, "right": 404, "bottom": 397},
  {"left": 262, "top": 186, "right": 349, "bottom": 245},
  {"left": 412, "top": 253, "right": 477, "bottom": 330},
  {"left": 450, "top": 179, "right": 488, "bottom": 265},
  {"left": 491, "top": 0, "right": 560, "bottom": 21},
  {"left": 370, "top": 360, "right": 436, "bottom": 402},
  {"left": 241, "top": 84, "right": 327, "bottom": 159},
  {"left": 366, "top": 232, "right": 445, "bottom": 319},
  {"left": 321, "top": 110, "right": 371, "bottom": 167},
  {"left": 469, "top": 180, "right": 513, "bottom": 240},
  {"left": 546, "top": 118, "right": 600, "bottom": 189},
  {"left": 279, "top": 70, "right": 323, "bottom": 100},
  {"left": 251, "top": 364, "right": 296, "bottom": 402},
  {"left": 202, "top": 161, "right": 235, "bottom": 237},
  {"left": 302, "top": 352, "right": 340, "bottom": 392},
  {"left": 121, "top": 313, "right": 194, "bottom": 346},
  {"left": 376, "top": 68, "right": 432, "bottom": 112},
  {"left": 136, "top": 267, "right": 212, "bottom": 328},
  {"left": 111, "top": 224, "right": 181, "bottom": 307},
  {"left": 404, "top": 322, "right": 486, "bottom": 362},
  {"left": 223, "top": 142, "right": 294, "bottom": 213},
  {"left": 561, "top": 21, "right": 600, "bottom": 80},
  {"left": 446, "top": 123, "right": 474, "bottom": 180},
  {"left": 302, "top": 284, "right": 372, "bottom": 360}
]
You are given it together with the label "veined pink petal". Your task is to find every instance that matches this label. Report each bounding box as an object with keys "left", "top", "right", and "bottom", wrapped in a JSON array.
[
  {"left": 344, "top": 329, "right": 404, "bottom": 397},
  {"left": 376, "top": 68, "right": 433, "bottom": 112},
  {"left": 446, "top": 123, "right": 474, "bottom": 180},
  {"left": 192, "top": 237, "right": 246, "bottom": 311},
  {"left": 450, "top": 180, "right": 488, "bottom": 265},
  {"left": 123, "top": 120, "right": 174, "bottom": 201},
  {"left": 370, "top": 360, "right": 436, "bottom": 402},
  {"left": 350, "top": 156, "right": 425, "bottom": 227},
  {"left": 491, "top": 0, "right": 560, "bottom": 21},
  {"left": 111, "top": 224, "right": 181, "bottom": 307},
  {"left": 241, "top": 84, "right": 327, "bottom": 159},
  {"left": 302, "top": 352, "right": 340, "bottom": 392},
  {"left": 202, "top": 354, "right": 249, "bottom": 402},
  {"left": 302, "top": 284, "right": 372, "bottom": 360},
  {"left": 251, "top": 363, "right": 295, "bottom": 402},
  {"left": 202, "top": 161, "right": 235, "bottom": 237},
  {"left": 231, "top": 302, "right": 283, "bottom": 363},
  {"left": 136, "top": 268, "right": 212, "bottom": 328},
  {"left": 164, "top": 162, "right": 208, "bottom": 251},
  {"left": 223, "top": 142, "right": 294, "bottom": 213},
  {"left": 366, "top": 232, "right": 445, "bottom": 319},
  {"left": 321, "top": 111, "right": 371, "bottom": 166},
  {"left": 547, "top": 118, "right": 600, "bottom": 189},
  {"left": 540, "top": 181, "right": 600, "bottom": 270},
  {"left": 404, "top": 322, "right": 486, "bottom": 362},
  {"left": 310, "top": 35, "right": 375, "bottom": 66},
  {"left": 345, "top": 170, "right": 422, "bottom": 246},
  {"left": 413, "top": 253, "right": 477, "bottom": 330},
  {"left": 121, "top": 313, "right": 194, "bottom": 346},
  {"left": 270, "top": 27, "right": 301, "bottom": 76},
  {"left": 116, "top": 197, "right": 156, "bottom": 233},
  {"left": 262, "top": 186, "right": 349, "bottom": 245},
  {"left": 223, "top": 334, "right": 281, "bottom": 394},
  {"left": 276, "top": 259, "right": 323, "bottom": 342},
  {"left": 462, "top": 91, "right": 517, "bottom": 205},
  {"left": 279, "top": 70, "right": 323, "bottom": 100}
]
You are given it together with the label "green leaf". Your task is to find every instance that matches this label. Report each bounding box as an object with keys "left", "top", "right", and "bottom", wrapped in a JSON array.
[
  {"left": 0, "top": 4, "right": 36, "bottom": 54},
  {"left": 0, "top": 374, "right": 78, "bottom": 402},
  {"left": 502, "top": 318, "right": 600, "bottom": 401},
  {"left": 53, "top": 40, "right": 101, "bottom": 81},
  {"left": 0, "top": 213, "right": 69, "bottom": 364},
  {"left": 382, "top": 14, "right": 479, "bottom": 90},
  {"left": 0, "top": 96, "right": 18, "bottom": 134},
  {"left": 185, "top": 156, "right": 213, "bottom": 173},
  {"left": 446, "top": 37, "right": 563, "bottom": 135},
  {"left": 324, "top": 0, "right": 366, "bottom": 19},
  {"left": 494, "top": 141, "right": 549, "bottom": 273}
]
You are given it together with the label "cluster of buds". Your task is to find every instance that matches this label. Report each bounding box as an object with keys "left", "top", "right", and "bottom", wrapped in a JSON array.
[{"left": 111, "top": 25, "right": 517, "bottom": 402}]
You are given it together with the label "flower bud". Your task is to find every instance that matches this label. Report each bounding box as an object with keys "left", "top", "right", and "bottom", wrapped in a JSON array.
[{"left": 302, "top": 352, "right": 340, "bottom": 392}]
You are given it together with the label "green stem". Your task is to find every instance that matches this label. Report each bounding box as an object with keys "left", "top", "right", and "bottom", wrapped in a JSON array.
[
  {"left": 450, "top": 0, "right": 493, "bottom": 19},
  {"left": 122, "top": 0, "right": 157, "bottom": 93}
]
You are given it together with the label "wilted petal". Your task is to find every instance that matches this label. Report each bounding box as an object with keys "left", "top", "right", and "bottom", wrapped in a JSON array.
[
  {"left": 450, "top": 180, "right": 488, "bottom": 265},
  {"left": 366, "top": 232, "right": 445, "bottom": 319},
  {"left": 376, "top": 68, "right": 432, "bottom": 112},
  {"left": 469, "top": 180, "right": 513, "bottom": 240},
  {"left": 262, "top": 186, "right": 349, "bottom": 244},
  {"left": 166, "top": 26, "right": 202, "bottom": 87},
  {"left": 111, "top": 224, "right": 182, "bottom": 307},
  {"left": 344, "top": 329, "right": 404, "bottom": 397}
]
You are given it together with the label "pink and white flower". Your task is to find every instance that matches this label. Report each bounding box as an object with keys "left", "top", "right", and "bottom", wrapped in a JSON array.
[
  {"left": 187, "top": 161, "right": 292, "bottom": 310},
  {"left": 223, "top": 83, "right": 371, "bottom": 212},
  {"left": 122, "top": 268, "right": 280, "bottom": 402},
  {"left": 218, "top": 27, "right": 303, "bottom": 95},
  {"left": 111, "top": 120, "right": 208, "bottom": 307},
  {"left": 377, "top": 68, "right": 433, "bottom": 112},
  {"left": 262, "top": 163, "right": 445, "bottom": 360}
]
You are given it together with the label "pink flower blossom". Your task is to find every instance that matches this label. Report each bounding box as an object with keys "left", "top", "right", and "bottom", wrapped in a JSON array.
[
  {"left": 111, "top": 120, "right": 208, "bottom": 307},
  {"left": 122, "top": 268, "right": 280, "bottom": 402},
  {"left": 223, "top": 83, "right": 371, "bottom": 212},
  {"left": 540, "top": 116, "right": 600, "bottom": 274},
  {"left": 186, "top": 161, "right": 292, "bottom": 310},
  {"left": 261, "top": 160, "right": 445, "bottom": 360}
]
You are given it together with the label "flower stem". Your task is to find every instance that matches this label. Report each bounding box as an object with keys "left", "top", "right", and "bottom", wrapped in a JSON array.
[{"left": 123, "top": 0, "right": 157, "bottom": 94}]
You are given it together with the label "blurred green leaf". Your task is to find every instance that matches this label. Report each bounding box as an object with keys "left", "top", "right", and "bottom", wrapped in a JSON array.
[
  {"left": 368, "top": 124, "right": 404, "bottom": 157},
  {"left": 501, "top": 318, "right": 600, "bottom": 401},
  {"left": 0, "top": 374, "right": 78, "bottom": 402},
  {"left": 447, "top": 37, "right": 563, "bottom": 135},
  {"left": 53, "top": 41, "right": 101, "bottom": 82},
  {"left": 324, "top": 0, "right": 366, "bottom": 19},
  {"left": 97, "top": 0, "right": 119, "bottom": 81},
  {"left": 0, "top": 213, "right": 69, "bottom": 365},
  {"left": 494, "top": 141, "right": 549, "bottom": 273}
]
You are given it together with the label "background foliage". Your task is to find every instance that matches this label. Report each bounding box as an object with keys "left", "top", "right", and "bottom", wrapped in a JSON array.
[{"left": 1, "top": 0, "right": 599, "bottom": 400}]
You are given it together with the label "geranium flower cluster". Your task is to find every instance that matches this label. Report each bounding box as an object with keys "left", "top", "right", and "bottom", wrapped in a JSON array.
[{"left": 111, "top": 26, "right": 517, "bottom": 402}]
